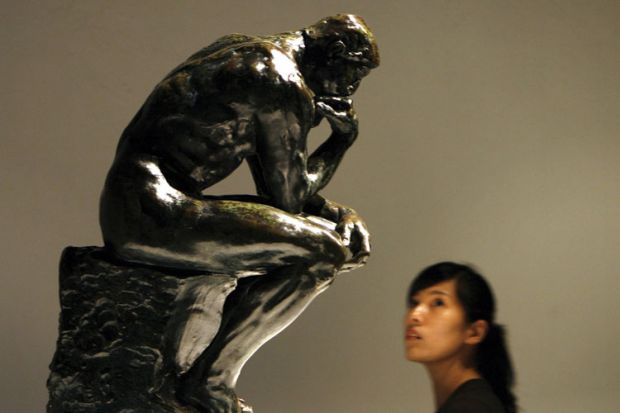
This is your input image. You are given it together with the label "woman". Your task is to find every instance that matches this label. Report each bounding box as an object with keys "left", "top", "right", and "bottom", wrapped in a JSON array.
[{"left": 404, "top": 262, "right": 517, "bottom": 413}]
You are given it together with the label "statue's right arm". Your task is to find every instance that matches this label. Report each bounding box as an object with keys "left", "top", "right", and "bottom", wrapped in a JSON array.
[
  {"left": 248, "top": 88, "right": 360, "bottom": 212},
  {"left": 305, "top": 98, "right": 360, "bottom": 194}
]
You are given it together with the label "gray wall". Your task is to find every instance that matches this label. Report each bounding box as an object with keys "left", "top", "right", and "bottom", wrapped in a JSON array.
[{"left": 2, "top": 1, "right": 619, "bottom": 412}]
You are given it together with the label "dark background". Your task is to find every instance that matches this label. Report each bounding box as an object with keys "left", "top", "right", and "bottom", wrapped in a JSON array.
[{"left": 2, "top": 1, "right": 619, "bottom": 412}]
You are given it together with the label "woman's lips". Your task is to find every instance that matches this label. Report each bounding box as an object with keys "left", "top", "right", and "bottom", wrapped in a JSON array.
[{"left": 405, "top": 327, "right": 422, "bottom": 340}]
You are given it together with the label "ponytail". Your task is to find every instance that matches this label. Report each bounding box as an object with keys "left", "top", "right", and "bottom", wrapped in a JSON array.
[{"left": 476, "top": 323, "right": 517, "bottom": 413}]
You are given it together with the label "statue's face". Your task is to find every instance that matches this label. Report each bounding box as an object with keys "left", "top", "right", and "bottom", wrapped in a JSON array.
[
  {"left": 316, "top": 56, "right": 372, "bottom": 97},
  {"left": 303, "top": 35, "right": 378, "bottom": 97},
  {"left": 303, "top": 15, "right": 379, "bottom": 97}
]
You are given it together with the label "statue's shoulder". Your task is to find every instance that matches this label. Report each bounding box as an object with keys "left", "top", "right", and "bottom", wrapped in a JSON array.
[
  {"left": 185, "top": 33, "right": 262, "bottom": 62},
  {"left": 150, "top": 34, "right": 313, "bottom": 120},
  {"left": 214, "top": 41, "right": 304, "bottom": 87},
  {"left": 172, "top": 35, "right": 306, "bottom": 92}
]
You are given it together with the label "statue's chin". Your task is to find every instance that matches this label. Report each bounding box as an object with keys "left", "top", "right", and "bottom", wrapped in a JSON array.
[{"left": 319, "top": 90, "right": 352, "bottom": 98}]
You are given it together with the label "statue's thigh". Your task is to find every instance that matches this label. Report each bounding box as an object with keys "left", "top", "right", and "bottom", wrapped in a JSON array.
[
  {"left": 182, "top": 200, "right": 345, "bottom": 273},
  {"left": 113, "top": 197, "right": 346, "bottom": 274}
]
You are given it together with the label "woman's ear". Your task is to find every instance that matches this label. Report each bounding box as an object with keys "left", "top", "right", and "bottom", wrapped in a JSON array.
[{"left": 465, "top": 320, "right": 489, "bottom": 345}]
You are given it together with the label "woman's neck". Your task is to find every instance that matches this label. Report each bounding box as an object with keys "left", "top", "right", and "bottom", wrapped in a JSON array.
[{"left": 425, "top": 359, "right": 481, "bottom": 408}]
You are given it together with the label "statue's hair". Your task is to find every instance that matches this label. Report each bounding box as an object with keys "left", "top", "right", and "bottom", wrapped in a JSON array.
[{"left": 304, "top": 14, "right": 379, "bottom": 68}]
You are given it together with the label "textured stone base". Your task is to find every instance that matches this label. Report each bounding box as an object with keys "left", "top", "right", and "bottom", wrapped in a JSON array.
[{"left": 47, "top": 246, "right": 236, "bottom": 413}]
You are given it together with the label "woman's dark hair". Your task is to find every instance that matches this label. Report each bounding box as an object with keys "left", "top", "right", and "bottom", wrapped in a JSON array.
[{"left": 408, "top": 262, "right": 517, "bottom": 413}]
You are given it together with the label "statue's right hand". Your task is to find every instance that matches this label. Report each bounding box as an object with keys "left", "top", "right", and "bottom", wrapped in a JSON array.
[{"left": 315, "top": 97, "right": 359, "bottom": 141}]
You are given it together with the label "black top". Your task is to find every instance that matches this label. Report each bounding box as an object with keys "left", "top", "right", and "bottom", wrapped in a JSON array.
[{"left": 436, "top": 379, "right": 505, "bottom": 413}]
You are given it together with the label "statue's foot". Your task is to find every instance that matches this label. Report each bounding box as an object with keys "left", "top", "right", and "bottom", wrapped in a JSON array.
[{"left": 178, "top": 382, "right": 248, "bottom": 413}]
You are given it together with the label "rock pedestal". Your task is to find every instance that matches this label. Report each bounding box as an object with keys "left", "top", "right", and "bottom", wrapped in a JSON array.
[{"left": 47, "top": 247, "right": 237, "bottom": 413}]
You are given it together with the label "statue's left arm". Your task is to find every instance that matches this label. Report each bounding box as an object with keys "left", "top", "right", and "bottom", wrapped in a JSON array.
[{"left": 303, "top": 194, "right": 370, "bottom": 269}]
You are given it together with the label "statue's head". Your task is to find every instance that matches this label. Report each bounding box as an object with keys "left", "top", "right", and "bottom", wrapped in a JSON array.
[{"left": 302, "top": 14, "right": 380, "bottom": 97}]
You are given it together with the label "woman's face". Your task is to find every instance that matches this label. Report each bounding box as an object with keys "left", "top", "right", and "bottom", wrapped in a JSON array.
[{"left": 404, "top": 279, "right": 476, "bottom": 364}]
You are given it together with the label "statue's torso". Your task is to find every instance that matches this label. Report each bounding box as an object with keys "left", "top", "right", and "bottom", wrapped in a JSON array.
[{"left": 110, "top": 37, "right": 314, "bottom": 196}]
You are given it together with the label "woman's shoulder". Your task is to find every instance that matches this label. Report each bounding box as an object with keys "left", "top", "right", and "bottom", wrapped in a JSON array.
[{"left": 437, "top": 379, "right": 505, "bottom": 413}]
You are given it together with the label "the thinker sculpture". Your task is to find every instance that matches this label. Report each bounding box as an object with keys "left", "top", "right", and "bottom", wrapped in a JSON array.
[{"left": 48, "top": 14, "right": 379, "bottom": 413}]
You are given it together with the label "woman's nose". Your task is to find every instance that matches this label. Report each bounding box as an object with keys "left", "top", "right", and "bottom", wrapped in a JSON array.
[{"left": 407, "top": 305, "right": 426, "bottom": 323}]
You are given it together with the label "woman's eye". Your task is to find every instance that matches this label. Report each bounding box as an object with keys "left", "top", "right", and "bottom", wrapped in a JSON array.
[
  {"left": 431, "top": 299, "right": 445, "bottom": 307},
  {"left": 408, "top": 298, "right": 419, "bottom": 308}
]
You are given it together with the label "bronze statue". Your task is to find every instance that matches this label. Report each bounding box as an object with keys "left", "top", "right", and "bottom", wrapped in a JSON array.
[
  {"left": 100, "top": 14, "right": 378, "bottom": 274},
  {"left": 54, "top": 14, "right": 378, "bottom": 413}
]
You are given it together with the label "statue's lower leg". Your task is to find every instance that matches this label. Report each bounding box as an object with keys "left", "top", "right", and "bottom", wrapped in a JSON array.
[{"left": 178, "top": 264, "right": 334, "bottom": 412}]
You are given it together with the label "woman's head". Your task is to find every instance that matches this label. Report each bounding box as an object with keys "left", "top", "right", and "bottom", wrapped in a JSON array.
[
  {"left": 405, "top": 262, "right": 517, "bottom": 413},
  {"left": 404, "top": 262, "right": 494, "bottom": 364}
]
